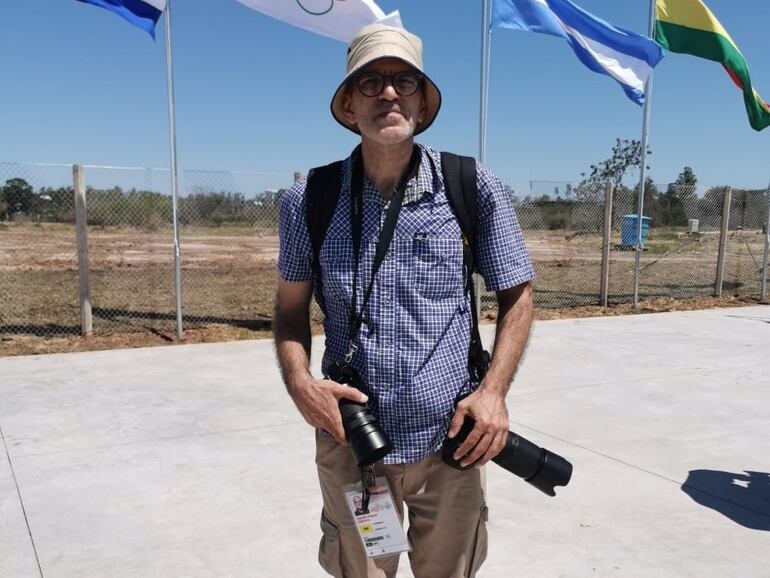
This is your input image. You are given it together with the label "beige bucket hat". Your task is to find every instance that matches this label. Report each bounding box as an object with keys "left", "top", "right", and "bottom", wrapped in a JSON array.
[{"left": 330, "top": 23, "right": 442, "bottom": 136}]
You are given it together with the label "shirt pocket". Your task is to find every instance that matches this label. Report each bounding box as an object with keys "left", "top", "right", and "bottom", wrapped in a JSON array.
[
  {"left": 320, "top": 238, "right": 355, "bottom": 305},
  {"left": 412, "top": 234, "right": 464, "bottom": 300}
]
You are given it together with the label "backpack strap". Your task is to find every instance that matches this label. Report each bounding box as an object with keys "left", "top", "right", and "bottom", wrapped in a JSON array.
[
  {"left": 440, "top": 152, "right": 478, "bottom": 255},
  {"left": 305, "top": 160, "right": 344, "bottom": 310},
  {"left": 440, "top": 152, "right": 490, "bottom": 382}
]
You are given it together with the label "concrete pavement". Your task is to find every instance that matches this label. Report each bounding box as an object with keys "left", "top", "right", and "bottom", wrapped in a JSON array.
[{"left": 1, "top": 306, "right": 768, "bottom": 577}]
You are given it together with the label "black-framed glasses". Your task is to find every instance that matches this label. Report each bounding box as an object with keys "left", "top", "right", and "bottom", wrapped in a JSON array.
[{"left": 355, "top": 71, "right": 423, "bottom": 97}]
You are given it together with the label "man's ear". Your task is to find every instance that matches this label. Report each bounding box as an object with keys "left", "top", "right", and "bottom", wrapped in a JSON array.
[
  {"left": 417, "top": 93, "right": 426, "bottom": 124},
  {"left": 342, "top": 90, "right": 358, "bottom": 127}
]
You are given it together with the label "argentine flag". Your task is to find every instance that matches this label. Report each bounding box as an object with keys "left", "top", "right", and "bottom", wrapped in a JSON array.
[
  {"left": 491, "top": 0, "right": 664, "bottom": 105},
  {"left": 75, "top": 0, "right": 166, "bottom": 38}
]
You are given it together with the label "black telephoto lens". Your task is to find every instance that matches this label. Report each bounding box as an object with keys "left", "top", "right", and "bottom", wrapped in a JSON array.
[
  {"left": 441, "top": 417, "right": 572, "bottom": 497},
  {"left": 338, "top": 399, "right": 392, "bottom": 466},
  {"left": 326, "top": 361, "right": 393, "bottom": 467}
]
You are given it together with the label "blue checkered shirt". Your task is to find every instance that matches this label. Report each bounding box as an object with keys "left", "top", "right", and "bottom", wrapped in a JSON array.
[{"left": 278, "top": 145, "right": 534, "bottom": 464}]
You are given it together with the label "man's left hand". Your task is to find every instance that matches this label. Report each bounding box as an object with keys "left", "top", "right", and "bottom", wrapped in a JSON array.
[{"left": 446, "top": 385, "right": 509, "bottom": 468}]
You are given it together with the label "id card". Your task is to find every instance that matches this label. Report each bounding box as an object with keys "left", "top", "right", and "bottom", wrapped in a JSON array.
[{"left": 343, "top": 477, "right": 410, "bottom": 559}]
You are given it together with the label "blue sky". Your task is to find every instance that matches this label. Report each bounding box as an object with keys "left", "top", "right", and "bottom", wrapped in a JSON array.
[{"left": 1, "top": 0, "right": 769, "bottom": 194}]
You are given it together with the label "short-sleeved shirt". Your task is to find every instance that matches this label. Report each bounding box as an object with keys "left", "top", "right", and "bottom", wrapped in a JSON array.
[{"left": 278, "top": 144, "right": 534, "bottom": 464}]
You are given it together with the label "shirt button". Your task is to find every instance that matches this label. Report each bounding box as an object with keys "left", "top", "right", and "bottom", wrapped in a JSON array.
[
  {"left": 382, "top": 383, "right": 391, "bottom": 390},
  {"left": 384, "top": 294, "right": 391, "bottom": 303}
]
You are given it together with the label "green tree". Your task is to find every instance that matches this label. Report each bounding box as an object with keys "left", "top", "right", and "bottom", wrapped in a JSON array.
[
  {"left": 675, "top": 166, "right": 697, "bottom": 187},
  {"left": 638, "top": 178, "right": 662, "bottom": 225},
  {"left": 578, "top": 138, "right": 652, "bottom": 196},
  {"left": 656, "top": 166, "right": 698, "bottom": 226},
  {"left": 38, "top": 186, "right": 75, "bottom": 222},
  {"left": 1, "top": 178, "right": 35, "bottom": 218},
  {"left": 576, "top": 139, "right": 653, "bottom": 231}
]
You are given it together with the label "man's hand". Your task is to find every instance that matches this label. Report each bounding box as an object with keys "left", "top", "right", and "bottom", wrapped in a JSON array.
[
  {"left": 445, "top": 283, "right": 533, "bottom": 468},
  {"left": 289, "top": 375, "right": 369, "bottom": 445},
  {"left": 274, "top": 277, "right": 370, "bottom": 444},
  {"left": 446, "top": 385, "right": 509, "bottom": 467}
]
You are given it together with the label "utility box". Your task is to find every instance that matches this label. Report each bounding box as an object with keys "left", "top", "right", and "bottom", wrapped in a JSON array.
[
  {"left": 687, "top": 219, "right": 699, "bottom": 234},
  {"left": 620, "top": 214, "right": 652, "bottom": 247}
]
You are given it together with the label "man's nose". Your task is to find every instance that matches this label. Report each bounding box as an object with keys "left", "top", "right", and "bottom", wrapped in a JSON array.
[{"left": 378, "top": 80, "right": 399, "bottom": 100}]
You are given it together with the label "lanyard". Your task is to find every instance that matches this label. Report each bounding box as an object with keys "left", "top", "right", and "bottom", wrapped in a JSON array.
[{"left": 345, "top": 146, "right": 420, "bottom": 362}]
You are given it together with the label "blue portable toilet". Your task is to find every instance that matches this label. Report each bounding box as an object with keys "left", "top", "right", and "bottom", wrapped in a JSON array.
[{"left": 620, "top": 215, "right": 652, "bottom": 247}]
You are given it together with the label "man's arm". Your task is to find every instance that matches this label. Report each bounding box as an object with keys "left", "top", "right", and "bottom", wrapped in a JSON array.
[
  {"left": 273, "top": 276, "right": 368, "bottom": 444},
  {"left": 447, "top": 281, "right": 535, "bottom": 466}
]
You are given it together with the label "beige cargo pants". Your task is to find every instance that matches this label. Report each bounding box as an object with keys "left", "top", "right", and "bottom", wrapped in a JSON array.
[{"left": 315, "top": 429, "right": 488, "bottom": 578}]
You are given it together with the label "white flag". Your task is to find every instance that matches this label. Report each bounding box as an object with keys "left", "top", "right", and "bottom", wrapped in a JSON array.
[{"left": 234, "top": 0, "right": 402, "bottom": 42}]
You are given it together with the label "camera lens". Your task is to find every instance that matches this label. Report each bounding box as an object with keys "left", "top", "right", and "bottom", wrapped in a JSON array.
[
  {"left": 339, "top": 399, "right": 392, "bottom": 466},
  {"left": 325, "top": 361, "right": 393, "bottom": 466},
  {"left": 441, "top": 417, "right": 572, "bottom": 497}
]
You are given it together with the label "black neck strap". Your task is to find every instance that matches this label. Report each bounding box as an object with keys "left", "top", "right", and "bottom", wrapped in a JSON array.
[
  {"left": 346, "top": 145, "right": 421, "bottom": 361},
  {"left": 466, "top": 263, "right": 489, "bottom": 381}
]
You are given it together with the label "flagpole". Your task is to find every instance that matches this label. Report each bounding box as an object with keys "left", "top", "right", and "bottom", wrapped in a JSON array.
[
  {"left": 479, "top": 0, "right": 491, "bottom": 164},
  {"left": 164, "top": 0, "right": 184, "bottom": 339},
  {"left": 476, "top": 0, "right": 492, "bottom": 315},
  {"left": 633, "top": 0, "right": 657, "bottom": 308}
]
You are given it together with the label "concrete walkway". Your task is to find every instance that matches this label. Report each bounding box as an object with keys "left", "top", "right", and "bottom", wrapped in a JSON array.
[{"left": 1, "top": 306, "right": 768, "bottom": 578}]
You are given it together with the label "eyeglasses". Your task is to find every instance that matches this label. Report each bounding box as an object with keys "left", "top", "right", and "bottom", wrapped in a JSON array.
[{"left": 355, "top": 71, "right": 423, "bottom": 97}]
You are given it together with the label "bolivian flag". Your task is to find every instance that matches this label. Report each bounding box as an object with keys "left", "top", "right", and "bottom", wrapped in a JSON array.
[{"left": 655, "top": 0, "right": 770, "bottom": 131}]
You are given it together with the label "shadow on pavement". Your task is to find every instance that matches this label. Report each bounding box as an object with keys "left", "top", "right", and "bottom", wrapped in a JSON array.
[{"left": 682, "top": 469, "right": 770, "bottom": 531}]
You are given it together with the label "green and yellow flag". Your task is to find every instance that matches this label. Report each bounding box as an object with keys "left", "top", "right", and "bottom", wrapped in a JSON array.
[{"left": 655, "top": 0, "right": 770, "bottom": 131}]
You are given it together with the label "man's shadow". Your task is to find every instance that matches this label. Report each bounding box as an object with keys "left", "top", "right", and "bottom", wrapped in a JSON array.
[{"left": 682, "top": 470, "right": 770, "bottom": 531}]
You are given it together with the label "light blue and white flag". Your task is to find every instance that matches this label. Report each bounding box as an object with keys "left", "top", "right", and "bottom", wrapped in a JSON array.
[
  {"left": 75, "top": 0, "right": 166, "bottom": 38},
  {"left": 491, "top": 0, "right": 664, "bottom": 105}
]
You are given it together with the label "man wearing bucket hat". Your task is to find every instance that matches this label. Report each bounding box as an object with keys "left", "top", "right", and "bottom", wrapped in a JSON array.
[{"left": 274, "top": 23, "right": 535, "bottom": 578}]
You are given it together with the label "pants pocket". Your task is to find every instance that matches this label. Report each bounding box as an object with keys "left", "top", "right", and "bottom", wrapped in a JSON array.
[
  {"left": 319, "top": 509, "right": 344, "bottom": 577},
  {"left": 467, "top": 505, "right": 489, "bottom": 577}
]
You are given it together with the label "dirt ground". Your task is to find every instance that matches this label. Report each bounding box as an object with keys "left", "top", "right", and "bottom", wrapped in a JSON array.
[
  {"left": 1, "top": 294, "right": 763, "bottom": 358},
  {"left": 1, "top": 223, "right": 767, "bottom": 357}
]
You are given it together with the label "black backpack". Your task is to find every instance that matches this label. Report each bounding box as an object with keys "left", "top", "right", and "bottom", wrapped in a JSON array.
[
  {"left": 304, "top": 151, "right": 488, "bottom": 378},
  {"left": 305, "top": 151, "right": 478, "bottom": 281}
]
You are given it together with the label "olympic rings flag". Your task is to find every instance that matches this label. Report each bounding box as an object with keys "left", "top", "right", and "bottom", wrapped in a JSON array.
[{"left": 233, "top": 0, "right": 401, "bottom": 42}]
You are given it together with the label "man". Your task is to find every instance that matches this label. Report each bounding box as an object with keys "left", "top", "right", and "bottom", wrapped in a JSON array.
[{"left": 274, "top": 23, "right": 535, "bottom": 578}]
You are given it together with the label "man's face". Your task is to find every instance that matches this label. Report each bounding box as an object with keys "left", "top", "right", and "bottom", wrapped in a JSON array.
[{"left": 342, "top": 57, "right": 426, "bottom": 146}]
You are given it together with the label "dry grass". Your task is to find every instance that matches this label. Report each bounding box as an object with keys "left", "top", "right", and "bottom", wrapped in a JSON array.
[
  {"left": 1, "top": 223, "right": 767, "bottom": 357},
  {"left": 2, "top": 295, "right": 764, "bottom": 358}
]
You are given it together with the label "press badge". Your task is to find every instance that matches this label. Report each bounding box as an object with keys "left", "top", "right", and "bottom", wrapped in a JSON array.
[{"left": 343, "top": 477, "right": 410, "bottom": 558}]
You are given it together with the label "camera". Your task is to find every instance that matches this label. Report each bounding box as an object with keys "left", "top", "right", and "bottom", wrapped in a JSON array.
[
  {"left": 325, "top": 360, "right": 393, "bottom": 467},
  {"left": 441, "top": 416, "right": 573, "bottom": 497}
]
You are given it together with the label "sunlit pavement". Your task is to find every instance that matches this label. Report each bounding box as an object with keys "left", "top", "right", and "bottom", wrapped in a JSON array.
[{"left": 2, "top": 306, "right": 768, "bottom": 578}]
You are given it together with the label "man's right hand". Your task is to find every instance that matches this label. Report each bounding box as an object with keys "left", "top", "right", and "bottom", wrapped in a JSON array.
[
  {"left": 289, "top": 375, "right": 369, "bottom": 445},
  {"left": 274, "top": 277, "right": 369, "bottom": 444}
]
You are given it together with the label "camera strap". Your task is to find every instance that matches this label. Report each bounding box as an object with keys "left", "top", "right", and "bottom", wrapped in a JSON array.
[
  {"left": 466, "top": 263, "right": 490, "bottom": 382},
  {"left": 344, "top": 145, "right": 420, "bottom": 362},
  {"left": 359, "top": 464, "right": 375, "bottom": 513}
]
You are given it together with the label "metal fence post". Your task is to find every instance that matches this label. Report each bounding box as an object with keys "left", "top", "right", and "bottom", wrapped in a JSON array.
[
  {"left": 714, "top": 187, "right": 732, "bottom": 297},
  {"left": 600, "top": 182, "right": 613, "bottom": 307},
  {"left": 761, "top": 186, "right": 770, "bottom": 301},
  {"left": 73, "top": 164, "right": 93, "bottom": 336}
]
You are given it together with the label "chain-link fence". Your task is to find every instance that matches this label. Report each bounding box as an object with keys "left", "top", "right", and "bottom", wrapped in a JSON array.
[
  {"left": 0, "top": 163, "right": 294, "bottom": 342},
  {"left": 2, "top": 162, "right": 769, "bottom": 349},
  {"left": 509, "top": 185, "right": 607, "bottom": 309},
  {"left": 0, "top": 162, "right": 81, "bottom": 338},
  {"left": 478, "top": 182, "right": 770, "bottom": 311}
]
